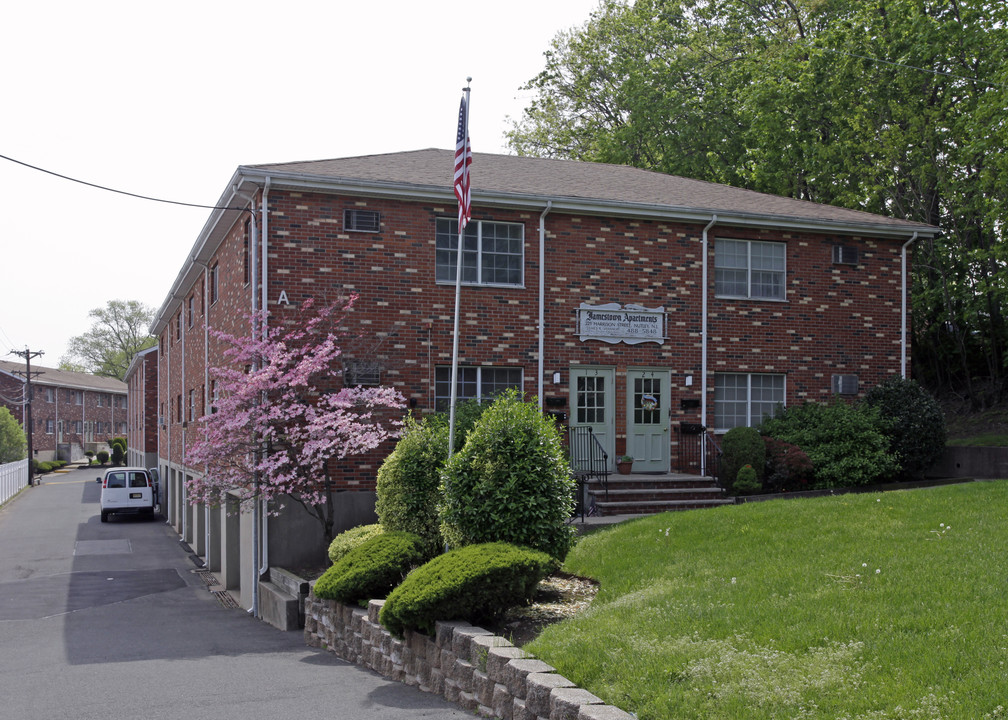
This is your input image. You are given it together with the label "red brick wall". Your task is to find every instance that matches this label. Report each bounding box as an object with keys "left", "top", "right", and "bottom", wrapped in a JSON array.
[{"left": 157, "top": 188, "right": 910, "bottom": 490}]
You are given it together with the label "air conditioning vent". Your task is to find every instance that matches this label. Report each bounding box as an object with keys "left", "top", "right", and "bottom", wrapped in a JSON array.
[
  {"left": 832, "top": 245, "right": 859, "bottom": 265},
  {"left": 832, "top": 374, "right": 859, "bottom": 395},
  {"left": 344, "top": 209, "right": 380, "bottom": 233},
  {"left": 344, "top": 359, "right": 381, "bottom": 387}
]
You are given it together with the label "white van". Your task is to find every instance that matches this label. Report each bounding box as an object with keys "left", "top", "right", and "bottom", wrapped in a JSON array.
[{"left": 97, "top": 467, "right": 156, "bottom": 522}]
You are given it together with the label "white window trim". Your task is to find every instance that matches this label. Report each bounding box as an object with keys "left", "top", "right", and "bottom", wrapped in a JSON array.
[
  {"left": 713, "top": 372, "right": 786, "bottom": 433},
  {"left": 435, "top": 218, "right": 525, "bottom": 289},
  {"left": 434, "top": 365, "right": 524, "bottom": 410},
  {"left": 714, "top": 238, "right": 787, "bottom": 301}
]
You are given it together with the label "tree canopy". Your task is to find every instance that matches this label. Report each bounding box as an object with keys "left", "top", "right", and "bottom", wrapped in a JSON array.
[
  {"left": 60, "top": 299, "right": 157, "bottom": 381},
  {"left": 509, "top": 0, "right": 1008, "bottom": 407},
  {"left": 0, "top": 406, "right": 27, "bottom": 464},
  {"left": 184, "top": 297, "right": 405, "bottom": 540}
]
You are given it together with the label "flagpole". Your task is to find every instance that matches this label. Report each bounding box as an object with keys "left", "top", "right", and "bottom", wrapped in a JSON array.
[{"left": 448, "top": 78, "right": 472, "bottom": 458}]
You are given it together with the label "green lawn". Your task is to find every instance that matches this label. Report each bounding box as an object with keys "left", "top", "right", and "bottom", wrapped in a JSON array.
[{"left": 530, "top": 481, "right": 1008, "bottom": 719}]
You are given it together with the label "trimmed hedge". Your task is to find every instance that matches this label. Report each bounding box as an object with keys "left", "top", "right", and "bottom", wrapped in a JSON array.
[
  {"left": 327, "top": 523, "right": 383, "bottom": 564},
  {"left": 379, "top": 542, "right": 558, "bottom": 637},
  {"left": 314, "top": 531, "right": 428, "bottom": 605}
]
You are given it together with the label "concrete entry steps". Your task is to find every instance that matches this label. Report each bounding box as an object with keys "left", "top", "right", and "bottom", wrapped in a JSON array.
[{"left": 586, "top": 472, "right": 733, "bottom": 516}]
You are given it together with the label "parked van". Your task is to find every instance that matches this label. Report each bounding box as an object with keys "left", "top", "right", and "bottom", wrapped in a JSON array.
[{"left": 97, "top": 467, "right": 156, "bottom": 522}]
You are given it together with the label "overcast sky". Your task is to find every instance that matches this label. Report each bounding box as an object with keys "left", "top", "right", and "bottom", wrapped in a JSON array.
[{"left": 0, "top": 0, "right": 599, "bottom": 369}]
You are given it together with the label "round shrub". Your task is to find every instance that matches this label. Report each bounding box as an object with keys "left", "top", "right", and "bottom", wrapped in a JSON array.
[
  {"left": 721, "top": 426, "right": 766, "bottom": 489},
  {"left": 314, "top": 531, "right": 428, "bottom": 605},
  {"left": 759, "top": 400, "right": 897, "bottom": 489},
  {"left": 439, "top": 389, "right": 576, "bottom": 561},
  {"left": 379, "top": 542, "right": 558, "bottom": 637},
  {"left": 862, "top": 377, "right": 946, "bottom": 480},
  {"left": 733, "top": 464, "right": 761, "bottom": 495},
  {"left": 762, "top": 437, "right": 813, "bottom": 493},
  {"left": 96, "top": 450, "right": 109, "bottom": 465},
  {"left": 375, "top": 416, "right": 448, "bottom": 553},
  {"left": 327, "top": 523, "right": 383, "bottom": 564}
]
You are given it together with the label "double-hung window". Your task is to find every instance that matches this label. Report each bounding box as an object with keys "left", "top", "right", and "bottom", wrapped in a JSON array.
[
  {"left": 715, "top": 239, "right": 785, "bottom": 300},
  {"left": 434, "top": 366, "right": 523, "bottom": 411},
  {"left": 435, "top": 218, "right": 523, "bottom": 287},
  {"left": 714, "top": 373, "right": 785, "bottom": 431}
]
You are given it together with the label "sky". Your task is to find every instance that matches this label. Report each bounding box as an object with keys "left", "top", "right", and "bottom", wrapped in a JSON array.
[{"left": 0, "top": 0, "right": 600, "bottom": 369}]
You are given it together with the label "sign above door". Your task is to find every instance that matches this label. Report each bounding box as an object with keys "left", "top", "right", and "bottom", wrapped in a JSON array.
[{"left": 577, "top": 303, "right": 666, "bottom": 345}]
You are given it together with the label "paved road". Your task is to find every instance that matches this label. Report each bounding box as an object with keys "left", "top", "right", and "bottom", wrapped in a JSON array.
[{"left": 0, "top": 466, "right": 468, "bottom": 720}]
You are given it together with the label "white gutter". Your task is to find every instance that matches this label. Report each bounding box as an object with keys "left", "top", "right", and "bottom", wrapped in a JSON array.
[
  {"left": 538, "top": 201, "right": 552, "bottom": 409},
  {"left": 901, "top": 232, "right": 919, "bottom": 379},
  {"left": 700, "top": 215, "right": 717, "bottom": 477}
]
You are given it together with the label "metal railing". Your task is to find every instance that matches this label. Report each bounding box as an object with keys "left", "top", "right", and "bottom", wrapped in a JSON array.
[
  {"left": 569, "top": 426, "right": 609, "bottom": 520},
  {"left": 676, "top": 422, "right": 723, "bottom": 487},
  {"left": 0, "top": 459, "right": 30, "bottom": 506}
]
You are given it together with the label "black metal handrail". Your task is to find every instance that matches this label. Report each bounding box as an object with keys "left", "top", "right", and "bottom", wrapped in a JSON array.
[{"left": 569, "top": 426, "right": 609, "bottom": 520}]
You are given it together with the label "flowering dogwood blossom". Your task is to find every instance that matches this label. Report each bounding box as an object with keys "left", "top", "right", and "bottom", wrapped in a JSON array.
[{"left": 185, "top": 296, "right": 404, "bottom": 538}]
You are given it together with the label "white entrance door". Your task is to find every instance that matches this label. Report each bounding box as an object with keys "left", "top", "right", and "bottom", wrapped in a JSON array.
[
  {"left": 570, "top": 367, "right": 616, "bottom": 471},
  {"left": 627, "top": 368, "right": 671, "bottom": 472}
]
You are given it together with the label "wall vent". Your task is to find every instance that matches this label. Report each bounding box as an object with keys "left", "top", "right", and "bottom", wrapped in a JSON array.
[
  {"left": 344, "top": 209, "right": 380, "bottom": 233},
  {"left": 832, "top": 245, "right": 859, "bottom": 265},
  {"left": 832, "top": 374, "right": 860, "bottom": 395}
]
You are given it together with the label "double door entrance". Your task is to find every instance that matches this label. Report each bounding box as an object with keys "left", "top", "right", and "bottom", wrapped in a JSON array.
[{"left": 570, "top": 366, "right": 671, "bottom": 473}]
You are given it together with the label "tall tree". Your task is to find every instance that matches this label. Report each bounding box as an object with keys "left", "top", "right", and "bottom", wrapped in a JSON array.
[
  {"left": 60, "top": 299, "right": 156, "bottom": 381},
  {"left": 0, "top": 406, "right": 27, "bottom": 463},
  {"left": 184, "top": 297, "right": 405, "bottom": 541},
  {"left": 510, "top": 0, "right": 1008, "bottom": 406}
]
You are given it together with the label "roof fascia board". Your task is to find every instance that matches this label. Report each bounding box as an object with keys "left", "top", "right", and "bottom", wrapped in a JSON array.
[{"left": 239, "top": 168, "right": 939, "bottom": 240}]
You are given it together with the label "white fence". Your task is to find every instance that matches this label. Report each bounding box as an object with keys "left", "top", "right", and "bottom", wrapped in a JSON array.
[{"left": 0, "top": 459, "right": 30, "bottom": 506}]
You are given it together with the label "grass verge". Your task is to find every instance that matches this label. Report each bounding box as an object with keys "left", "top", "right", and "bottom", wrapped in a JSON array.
[{"left": 529, "top": 481, "right": 1008, "bottom": 719}]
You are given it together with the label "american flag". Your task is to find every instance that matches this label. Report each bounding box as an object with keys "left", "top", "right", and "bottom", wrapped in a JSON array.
[{"left": 453, "top": 95, "right": 472, "bottom": 229}]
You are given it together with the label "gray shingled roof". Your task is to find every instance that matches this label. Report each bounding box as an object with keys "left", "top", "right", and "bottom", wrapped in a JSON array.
[
  {"left": 244, "top": 149, "right": 937, "bottom": 237},
  {"left": 0, "top": 360, "right": 126, "bottom": 393}
]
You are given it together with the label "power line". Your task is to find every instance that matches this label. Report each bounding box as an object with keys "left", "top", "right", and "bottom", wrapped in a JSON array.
[{"left": 0, "top": 153, "right": 254, "bottom": 214}]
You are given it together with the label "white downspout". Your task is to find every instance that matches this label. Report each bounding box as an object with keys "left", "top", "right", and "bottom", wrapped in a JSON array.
[
  {"left": 538, "top": 201, "right": 552, "bottom": 409},
  {"left": 700, "top": 215, "right": 717, "bottom": 477},
  {"left": 901, "top": 232, "right": 919, "bottom": 379},
  {"left": 251, "top": 177, "right": 270, "bottom": 616}
]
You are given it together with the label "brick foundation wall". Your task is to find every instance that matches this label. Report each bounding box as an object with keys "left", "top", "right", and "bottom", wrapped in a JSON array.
[{"left": 304, "top": 591, "right": 632, "bottom": 720}]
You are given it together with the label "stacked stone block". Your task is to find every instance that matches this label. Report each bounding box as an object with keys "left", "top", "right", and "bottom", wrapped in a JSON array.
[{"left": 304, "top": 590, "right": 631, "bottom": 720}]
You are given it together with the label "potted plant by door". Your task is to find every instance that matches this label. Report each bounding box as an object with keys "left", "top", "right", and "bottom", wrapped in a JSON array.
[{"left": 616, "top": 455, "right": 634, "bottom": 474}]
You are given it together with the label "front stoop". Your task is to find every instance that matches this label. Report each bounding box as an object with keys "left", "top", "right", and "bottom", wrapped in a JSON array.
[
  {"left": 588, "top": 472, "right": 733, "bottom": 516},
  {"left": 305, "top": 592, "right": 635, "bottom": 720}
]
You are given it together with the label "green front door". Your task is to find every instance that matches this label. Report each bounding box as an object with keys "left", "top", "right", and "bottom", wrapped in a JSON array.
[{"left": 627, "top": 368, "right": 670, "bottom": 472}]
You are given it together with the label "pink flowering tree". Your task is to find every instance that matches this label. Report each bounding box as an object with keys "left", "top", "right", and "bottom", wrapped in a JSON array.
[{"left": 185, "top": 296, "right": 405, "bottom": 540}]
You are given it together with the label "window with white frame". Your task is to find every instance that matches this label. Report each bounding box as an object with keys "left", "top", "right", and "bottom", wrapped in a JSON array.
[
  {"left": 46, "top": 387, "right": 54, "bottom": 403},
  {"left": 74, "top": 390, "right": 83, "bottom": 405},
  {"left": 715, "top": 239, "right": 786, "bottom": 300},
  {"left": 714, "top": 373, "right": 785, "bottom": 431},
  {"left": 434, "top": 366, "right": 523, "bottom": 411},
  {"left": 435, "top": 218, "right": 523, "bottom": 287},
  {"left": 46, "top": 419, "right": 54, "bottom": 434}
]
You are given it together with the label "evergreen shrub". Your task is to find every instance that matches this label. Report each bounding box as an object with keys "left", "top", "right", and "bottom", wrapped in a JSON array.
[
  {"left": 96, "top": 450, "right": 109, "bottom": 465},
  {"left": 862, "top": 377, "right": 946, "bottom": 479},
  {"left": 721, "top": 426, "right": 766, "bottom": 491},
  {"left": 439, "top": 389, "right": 576, "bottom": 561},
  {"left": 375, "top": 416, "right": 448, "bottom": 553},
  {"left": 327, "top": 523, "right": 383, "bottom": 564},
  {"left": 733, "top": 464, "right": 761, "bottom": 494},
  {"left": 759, "top": 400, "right": 897, "bottom": 488},
  {"left": 379, "top": 542, "right": 558, "bottom": 637},
  {"left": 314, "top": 531, "right": 428, "bottom": 605}
]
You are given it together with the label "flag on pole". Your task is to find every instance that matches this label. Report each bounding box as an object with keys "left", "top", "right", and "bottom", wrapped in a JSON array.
[{"left": 453, "top": 95, "right": 472, "bottom": 229}]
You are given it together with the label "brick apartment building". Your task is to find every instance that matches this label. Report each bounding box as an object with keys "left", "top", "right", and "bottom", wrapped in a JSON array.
[
  {"left": 0, "top": 359, "right": 127, "bottom": 463},
  {"left": 146, "top": 149, "right": 938, "bottom": 617},
  {"left": 124, "top": 346, "right": 158, "bottom": 471}
]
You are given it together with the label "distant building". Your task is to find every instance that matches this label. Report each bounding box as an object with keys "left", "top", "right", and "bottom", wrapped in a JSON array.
[{"left": 0, "top": 360, "right": 127, "bottom": 462}]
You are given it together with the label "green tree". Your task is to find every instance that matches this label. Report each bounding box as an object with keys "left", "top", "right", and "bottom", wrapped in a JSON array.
[
  {"left": 510, "top": 0, "right": 1008, "bottom": 406},
  {"left": 60, "top": 299, "right": 157, "bottom": 381},
  {"left": 0, "top": 407, "right": 27, "bottom": 463}
]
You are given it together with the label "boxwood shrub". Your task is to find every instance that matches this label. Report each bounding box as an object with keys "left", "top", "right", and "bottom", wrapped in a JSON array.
[
  {"left": 379, "top": 542, "right": 558, "bottom": 637},
  {"left": 439, "top": 389, "right": 576, "bottom": 561},
  {"left": 375, "top": 416, "right": 448, "bottom": 553},
  {"left": 327, "top": 523, "right": 383, "bottom": 564},
  {"left": 314, "top": 531, "right": 428, "bottom": 605},
  {"left": 721, "top": 426, "right": 766, "bottom": 491}
]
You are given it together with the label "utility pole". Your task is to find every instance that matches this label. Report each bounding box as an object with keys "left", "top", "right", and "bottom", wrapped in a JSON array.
[{"left": 10, "top": 347, "right": 44, "bottom": 486}]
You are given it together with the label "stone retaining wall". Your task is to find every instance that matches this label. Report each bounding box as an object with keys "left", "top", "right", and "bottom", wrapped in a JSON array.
[{"left": 304, "top": 591, "right": 631, "bottom": 720}]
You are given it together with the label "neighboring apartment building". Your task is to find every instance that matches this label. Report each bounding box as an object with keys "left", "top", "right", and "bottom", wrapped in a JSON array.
[
  {"left": 148, "top": 149, "right": 938, "bottom": 616},
  {"left": 124, "top": 346, "right": 158, "bottom": 471},
  {"left": 0, "top": 360, "right": 127, "bottom": 463}
]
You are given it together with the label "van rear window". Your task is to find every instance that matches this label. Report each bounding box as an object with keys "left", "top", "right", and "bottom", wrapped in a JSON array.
[
  {"left": 106, "top": 473, "right": 126, "bottom": 488},
  {"left": 128, "top": 472, "right": 149, "bottom": 488}
]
